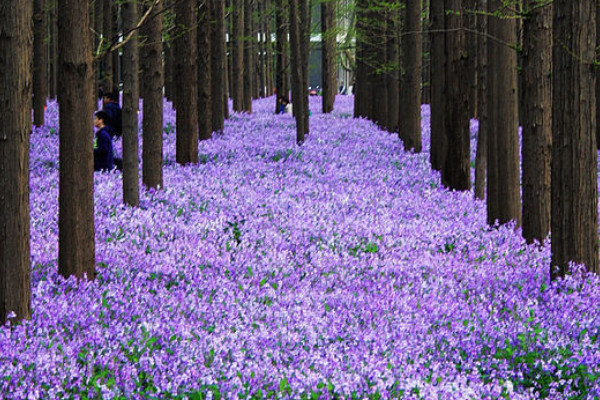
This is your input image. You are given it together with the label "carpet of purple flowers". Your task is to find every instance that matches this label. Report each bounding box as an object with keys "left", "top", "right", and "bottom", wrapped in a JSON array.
[{"left": 1, "top": 95, "right": 599, "bottom": 399}]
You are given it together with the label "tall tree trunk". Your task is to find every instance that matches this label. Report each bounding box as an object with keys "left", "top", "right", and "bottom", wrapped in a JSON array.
[
  {"left": 0, "top": 0, "right": 32, "bottom": 324},
  {"left": 521, "top": 0, "right": 551, "bottom": 244},
  {"left": 370, "top": 2, "right": 387, "bottom": 127},
  {"left": 243, "top": 0, "right": 254, "bottom": 112},
  {"left": 94, "top": 0, "right": 103, "bottom": 99},
  {"left": 122, "top": 0, "right": 139, "bottom": 206},
  {"left": 259, "top": 0, "right": 267, "bottom": 98},
  {"left": 58, "top": 0, "right": 95, "bottom": 280},
  {"left": 465, "top": 0, "right": 477, "bottom": 118},
  {"left": 385, "top": 6, "right": 399, "bottom": 132},
  {"left": 289, "top": 0, "right": 306, "bottom": 143},
  {"left": 211, "top": 0, "right": 226, "bottom": 133},
  {"left": 551, "top": 0, "right": 598, "bottom": 278},
  {"left": 399, "top": 0, "right": 422, "bottom": 152},
  {"left": 474, "top": 0, "right": 487, "bottom": 200},
  {"left": 421, "top": 0, "right": 431, "bottom": 104},
  {"left": 299, "top": 0, "right": 310, "bottom": 133},
  {"left": 33, "top": 0, "right": 48, "bottom": 126},
  {"left": 49, "top": 1, "right": 58, "bottom": 99},
  {"left": 354, "top": 0, "right": 369, "bottom": 118},
  {"left": 198, "top": 0, "right": 213, "bottom": 140},
  {"left": 111, "top": 3, "right": 120, "bottom": 92},
  {"left": 265, "top": 0, "right": 274, "bottom": 97},
  {"left": 141, "top": 0, "right": 164, "bottom": 190},
  {"left": 164, "top": 43, "right": 174, "bottom": 103},
  {"left": 102, "top": 0, "right": 114, "bottom": 93},
  {"left": 321, "top": 0, "right": 336, "bottom": 113},
  {"left": 441, "top": 0, "right": 469, "bottom": 189},
  {"left": 174, "top": 0, "right": 199, "bottom": 164},
  {"left": 253, "top": 0, "right": 260, "bottom": 99},
  {"left": 487, "top": 1, "right": 520, "bottom": 226},
  {"left": 430, "top": 0, "right": 446, "bottom": 171},
  {"left": 232, "top": 0, "right": 244, "bottom": 111},
  {"left": 275, "top": 0, "right": 289, "bottom": 112}
]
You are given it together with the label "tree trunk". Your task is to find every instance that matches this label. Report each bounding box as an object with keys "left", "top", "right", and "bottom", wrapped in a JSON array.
[
  {"left": 94, "top": 0, "right": 103, "bottom": 99},
  {"left": 321, "top": 0, "right": 336, "bottom": 113},
  {"left": 487, "top": 0, "right": 520, "bottom": 226},
  {"left": 49, "top": 2, "right": 58, "bottom": 100},
  {"left": 275, "top": 0, "right": 289, "bottom": 112},
  {"left": 243, "top": 0, "right": 254, "bottom": 112},
  {"left": 265, "top": 0, "right": 274, "bottom": 97},
  {"left": 33, "top": 0, "right": 48, "bottom": 126},
  {"left": 474, "top": 0, "right": 487, "bottom": 200},
  {"left": 141, "top": 0, "right": 164, "bottom": 190},
  {"left": 430, "top": 0, "right": 446, "bottom": 171},
  {"left": 122, "top": 0, "right": 139, "bottom": 206},
  {"left": 465, "top": 0, "right": 477, "bottom": 118},
  {"left": 421, "top": 0, "right": 431, "bottom": 104},
  {"left": 102, "top": 0, "right": 114, "bottom": 93},
  {"left": 0, "top": 0, "right": 32, "bottom": 324},
  {"left": 441, "top": 0, "right": 470, "bottom": 189},
  {"left": 521, "top": 0, "right": 551, "bottom": 244},
  {"left": 299, "top": 0, "right": 310, "bottom": 134},
  {"left": 198, "top": 0, "right": 213, "bottom": 141},
  {"left": 289, "top": 0, "right": 306, "bottom": 143},
  {"left": 551, "top": 0, "right": 598, "bottom": 278},
  {"left": 385, "top": 6, "right": 399, "bottom": 132},
  {"left": 58, "top": 0, "right": 95, "bottom": 280},
  {"left": 354, "top": 0, "right": 369, "bottom": 118},
  {"left": 174, "top": 0, "right": 199, "bottom": 164},
  {"left": 211, "top": 0, "right": 226, "bottom": 133},
  {"left": 399, "top": 0, "right": 422, "bottom": 152},
  {"left": 233, "top": 0, "right": 244, "bottom": 111},
  {"left": 111, "top": 3, "right": 120, "bottom": 92}
]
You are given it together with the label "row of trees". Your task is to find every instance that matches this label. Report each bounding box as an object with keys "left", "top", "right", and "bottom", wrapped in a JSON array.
[
  {"left": 353, "top": 0, "right": 598, "bottom": 281},
  {"left": 0, "top": 0, "right": 327, "bottom": 324},
  {"left": 2, "top": 0, "right": 600, "bottom": 325}
]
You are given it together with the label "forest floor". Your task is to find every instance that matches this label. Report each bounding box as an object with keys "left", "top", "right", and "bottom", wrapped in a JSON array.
[{"left": 1, "top": 95, "right": 599, "bottom": 399}]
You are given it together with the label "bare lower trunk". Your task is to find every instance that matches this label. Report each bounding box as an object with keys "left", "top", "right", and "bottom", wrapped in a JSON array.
[
  {"left": 58, "top": 0, "right": 95, "bottom": 280},
  {"left": 122, "top": 0, "right": 139, "bottom": 206},
  {"left": 551, "top": 0, "right": 598, "bottom": 278},
  {"left": 141, "top": 0, "right": 164, "bottom": 190},
  {"left": 0, "top": 0, "right": 32, "bottom": 324},
  {"left": 174, "top": 0, "right": 198, "bottom": 164},
  {"left": 33, "top": 0, "right": 47, "bottom": 126},
  {"left": 399, "top": 0, "right": 422, "bottom": 152},
  {"left": 521, "top": 0, "right": 551, "bottom": 244}
]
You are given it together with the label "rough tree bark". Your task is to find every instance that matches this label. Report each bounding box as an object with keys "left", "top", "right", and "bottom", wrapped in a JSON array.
[
  {"left": 487, "top": 0, "right": 520, "bottom": 226},
  {"left": 122, "top": 0, "right": 139, "bottom": 206},
  {"left": 198, "top": 0, "right": 213, "bottom": 141},
  {"left": 385, "top": 6, "right": 399, "bottom": 132},
  {"left": 441, "top": 0, "right": 470, "bottom": 190},
  {"left": 521, "top": 0, "right": 551, "bottom": 244},
  {"left": 174, "top": 0, "right": 199, "bottom": 164},
  {"left": 0, "top": 0, "right": 32, "bottom": 324},
  {"left": 551, "top": 0, "right": 598, "bottom": 278},
  {"left": 243, "top": 0, "right": 254, "bottom": 112},
  {"left": 321, "top": 0, "right": 336, "bottom": 113},
  {"left": 232, "top": 0, "right": 244, "bottom": 111},
  {"left": 430, "top": 0, "right": 446, "bottom": 171},
  {"left": 58, "top": 0, "right": 96, "bottom": 280},
  {"left": 102, "top": 0, "right": 114, "bottom": 92},
  {"left": 474, "top": 0, "right": 487, "bottom": 200},
  {"left": 275, "top": 0, "right": 289, "bottom": 112},
  {"left": 210, "top": 0, "right": 226, "bottom": 133},
  {"left": 289, "top": 0, "right": 306, "bottom": 143},
  {"left": 399, "top": 0, "right": 422, "bottom": 152},
  {"left": 141, "top": 0, "right": 164, "bottom": 190},
  {"left": 33, "top": 0, "right": 47, "bottom": 126}
]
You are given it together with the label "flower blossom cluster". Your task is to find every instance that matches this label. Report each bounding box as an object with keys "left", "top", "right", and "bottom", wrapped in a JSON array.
[{"left": 1, "top": 96, "right": 599, "bottom": 399}]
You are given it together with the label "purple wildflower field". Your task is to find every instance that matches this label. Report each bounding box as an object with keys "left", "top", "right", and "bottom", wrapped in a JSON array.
[{"left": 1, "top": 95, "right": 600, "bottom": 399}]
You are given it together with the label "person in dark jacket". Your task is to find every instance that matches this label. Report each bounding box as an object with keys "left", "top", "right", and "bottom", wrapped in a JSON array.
[
  {"left": 93, "top": 111, "right": 114, "bottom": 172},
  {"left": 102, "top": 92, "right": 122, "bottom": 137}
]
